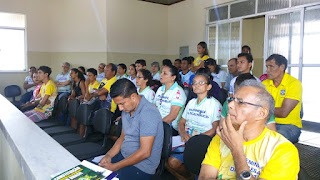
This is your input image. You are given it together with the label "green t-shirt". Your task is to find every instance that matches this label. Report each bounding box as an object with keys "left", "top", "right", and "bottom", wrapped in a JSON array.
[{"left": 221, "top": 101, "right": 275, "bottom": 124}]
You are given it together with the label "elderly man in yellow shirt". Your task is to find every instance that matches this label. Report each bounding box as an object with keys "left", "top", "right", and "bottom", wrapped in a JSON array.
[
  {"left": 262, "top": 54, "right": 302, "bottom": 143},
  {"left": 199, "top": 80, "right": 299, "bottom": 180}
]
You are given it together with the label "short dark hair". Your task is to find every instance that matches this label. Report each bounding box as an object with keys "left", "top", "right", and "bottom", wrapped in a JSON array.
[
  {"left": 87, "top": 68, "right": 97, "bottom": 76},
  {"left": 237, "top": 53, "right": 253, "bottom": 63},
  {"left": 38, "top": 66, "right": 52, "bottom": 76},
  {"left": 175, "top": 59, "right": 181, "bottom": 63},
  {"left": 135, "top": 59, "right": 146, "bottom": 67},
  {"left": 138, "top": 69, "right": 153, "bottom": 86},
  {"left": 78, "top": 66, "right": 86, "bottom": 74},
  {"left": 228, "top": 58, "right": 237, "bottom": 63},
  {"left": 182, "top": 57, "right": 192, "bottom": 65},
  {"left": 110, "top": 78, "right": 138, "bottom": 98},
  {"left": 30, "top": 66, "right": 36, "bottom": 70},
  {"left": 242, "top": 45, "right": 251, "bottom": 52},
  {"left": 266, "top": 54, "right": 288, "bottom": 71},
  {"left": 118, "top": 63, "right": 127, "bottom": 73},
  {"left": 235, "top": 73, "right": 256, "bottom": 89},
  {"left": 108, "top": 63, "right": 117, "bottom": 75},
  {"left": 188, "top": 56, "right": 194, "bottom": 62},
  {"left": 162, "top": 59, "right": 172, "bottom": 66}
]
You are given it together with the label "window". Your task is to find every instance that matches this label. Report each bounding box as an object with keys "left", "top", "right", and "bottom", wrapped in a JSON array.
[{"left": 0, "top": 12, "right": 26, "bottom": 72}]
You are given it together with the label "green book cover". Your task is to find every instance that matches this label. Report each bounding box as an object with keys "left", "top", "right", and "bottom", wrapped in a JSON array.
[{"left": 51, "top": 164, "right": 106, "bottom": 180}]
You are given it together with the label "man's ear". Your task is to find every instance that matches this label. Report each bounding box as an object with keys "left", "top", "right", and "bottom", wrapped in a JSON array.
[
  {"left": 280, "top": 64, "right": 285, "bottom": 72},
  {"left": 258, "top": 107, "right": 269, "bottom": 121}
]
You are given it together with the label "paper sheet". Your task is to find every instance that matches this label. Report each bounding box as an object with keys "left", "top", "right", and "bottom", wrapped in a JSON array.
[{"left": 172, "top": 135, "right": 185, "bottom": 148}]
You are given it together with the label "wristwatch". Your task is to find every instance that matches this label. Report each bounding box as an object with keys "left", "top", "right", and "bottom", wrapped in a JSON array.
[{"left": 237, "top": 170, "right": 252, "bottom": 180}]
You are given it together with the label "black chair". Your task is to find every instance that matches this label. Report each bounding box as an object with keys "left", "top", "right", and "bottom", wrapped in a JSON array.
[
  {"left": 219, "top": 88, "right": 228, "bottom": 105},
  {"left": 298, "top": 166, "right": 310, "bottom": 180},
  {"left": 51, "top": 103, "right": 91, "bottom": 146},
  {"left": 183, "top": 87, "right": 190, "bottom": 101},
  {"left": 183, "top": 135, "right": 212, "bottom": 175},
  {"left": 155, "top": 122, "right": 172, "bottom": 175},
  {"left": 65, "top": 108, "right": 113, "bottom": 160},
  {"left": 36, "top": 96, "right": 67, "bottom": 129},
  {"left": 4, "top": 85, "right": 21, "bottom": 106}
]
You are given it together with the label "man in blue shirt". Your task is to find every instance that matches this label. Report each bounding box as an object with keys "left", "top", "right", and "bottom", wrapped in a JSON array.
[
  {"left": 99, "top": 79, "right": 164, "bottom": 180},
  {"left": 224, "top": 58, "right": 238, "bottom": 91}
]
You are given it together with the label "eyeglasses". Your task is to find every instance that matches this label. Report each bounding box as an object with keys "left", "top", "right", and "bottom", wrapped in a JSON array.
[
  {"left": 227, "top": 97, "right": 262, "bottom": 107},
  {"left": 192, "top": 81, "right": 207, "bottom": 86}
]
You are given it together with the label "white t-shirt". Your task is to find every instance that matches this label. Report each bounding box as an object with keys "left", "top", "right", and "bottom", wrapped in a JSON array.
[
  {"left": 229, "top": 75, "right": 261, "bottom": 95},
  {"left": 180, "top": 70, "right": 195, "bottom": 87},
  {"left": 127, "top": 76, "right": 137, "bottom": 87},
  {"left": 116, "top": 74, "right": 128, "bottom": 80},
  {"left": 55, "top": 72, "right": 71, "bottom": 93},
  {"left": 153, "top": 82, "right": 186, "bottom": 130},
  {"left": 24, "top": 75, "right": 35, "bottom": 92},
  {"left": 182, "top": 97, "right": 222, "bottom": 136},
  {"left": 152, "top": 71, "right": 161, "bottom": 81},
  {"left": 137, "top": 86, "right": 155, "bottom": 103},
  {"left": 96, "top": 72, "right": 105, "bottom": 83},
  {"left": 211, "top": 70, "right": 227, "bottom": 88}
]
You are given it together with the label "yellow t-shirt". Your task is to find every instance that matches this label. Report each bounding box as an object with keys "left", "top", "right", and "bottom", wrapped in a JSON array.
[
  {"left": 34, "top": 80, "right": 58, "bottom": 115},
  {"left": 98, "top": 76, "right": 117, "bottom": 113},
  {"left": 262, "top": 73, "right": 302, "bottom": 128},
  {"left": 194, "top": 55, "right": 209, "bottom": 67},
  {"left": 88, "top": 80, "right": 100, "bottom": 94},
  {"left": 202, "top": 128, "right": 299, "bottom": 179}
]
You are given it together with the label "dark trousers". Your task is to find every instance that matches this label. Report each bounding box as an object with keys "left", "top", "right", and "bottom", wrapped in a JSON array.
[{"left": 111, "top": 153, "right": 153, "bottom": 180}]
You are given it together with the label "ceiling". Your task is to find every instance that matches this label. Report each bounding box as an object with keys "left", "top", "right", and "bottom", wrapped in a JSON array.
[{"left": 140, "top": 0, "right": 185, "bottom": 5}]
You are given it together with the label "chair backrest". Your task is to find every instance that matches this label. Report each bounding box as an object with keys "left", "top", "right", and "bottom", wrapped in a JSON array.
[
  {"left": 156, "top": 122, "right": 172, "bottom": 176},
  {"left": 51, "top": 96, "right": 60, "bottom": 118},
  {"left": 58, "top": 96, "right": 68, "bottom": 115},
  {"left": 92, "top": 109, "right": 112, "bottom": 134},
  {"left": 69, "top": 99, "right": 80, "bottom": 118},
  {"left": 75, "top": 104, "right": 92, "bottom": 126},
  {"left": 219, "top": 88, "right": 228, "bottom": 105},
  {"left": 183, "top": 134, "right": 212, "bottom": 175},
  {"left": 4, "top": 85, "right": 21, "bottom": 101}
]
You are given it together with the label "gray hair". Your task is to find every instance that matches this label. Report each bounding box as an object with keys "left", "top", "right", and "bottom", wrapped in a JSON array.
[
  {"left": 238, "top": 79, "right": 275, "bottom": 122},
  {"left": 63, "top": 62, "right": 70, "bottom": 68},
  {"left": 151, "top": 62, "right": 160, "bottom": 69}
]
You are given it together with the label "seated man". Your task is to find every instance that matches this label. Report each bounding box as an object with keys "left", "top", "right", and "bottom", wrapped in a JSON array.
[
  {"left": 135, "top": 59, "right": 147, "bottom": 71},
  {"left": 20, "top": 66, "right": 37, "bottom": 104},
  {"left": 224, "top": 58, "right": 238, "bottom": 91},
  {"left": 99, "top": 79, "right": 164, "bottom": 180},
  {"left": 92, "top": 63, "right": 118, "bottom": 113},
  {"left": 199, "top": 80, "right": 299, "bottom": 179},
  {"left": 263, "top": 54, "right": 303, "bottom": 143},
  {"left": 180, "top": 57, "right": 195, "bottom": 87},
  {"left": 97, "top": 63, "right": 106, "bottom": 83},
  {"left": 55, "top": 62, "right": 71, "bottom": 99},
  {"left": 24, "top": 66, "right": 57, "bottom": 122}
]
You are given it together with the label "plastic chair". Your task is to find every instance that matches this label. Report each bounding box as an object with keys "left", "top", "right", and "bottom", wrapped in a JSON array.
[
  {"left": 219, "top": 88, "right": 228, "bottom": 105},
  {"left": 4, "top": 85, "right": 21, "bottom": 106},
  {"left": 65, "top": 108, "right": 113, "bottom": 160},
  {"left": 155, "top": 122, "right": 172, "bottom": 175},
  {"left": 183, "top": 135, "right": 212, "bottom": 175}
]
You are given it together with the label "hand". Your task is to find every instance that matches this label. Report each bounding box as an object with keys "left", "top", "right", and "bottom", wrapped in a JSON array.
[
  {"left": 99, "top": 155, "right": 119, "bottom": 171},
  {"left": 99, "top": 154, "right": 112, "bottom": 166},
  {"left": 216, "top": 114, "right": 247, "bottom": 153},
  {"left": 21, "top": 102, "right": 32, "bottom": 107},
  {"left": 99, "top": 95, "right": 107, "bottom": 101},
  {"left": 180, "top": 131, "right": 191, "bottom": 142}
]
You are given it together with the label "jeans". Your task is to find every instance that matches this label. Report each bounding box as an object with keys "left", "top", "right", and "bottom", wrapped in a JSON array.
[
  {"left": 112, "top": 153, "right": 153, "bottom": 180},
  {"left": 20, "top": 91, "right": 33, "bottom": 104},
  {"left": 276, "top": 124, "right": 301, "bottom": 143},
  {"left": 58, "top": 92, "right": 70, "bottom": 100}
]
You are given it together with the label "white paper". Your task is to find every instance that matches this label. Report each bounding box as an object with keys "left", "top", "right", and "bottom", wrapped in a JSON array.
[
  {"left": 172, "top": 135, "right": 185, "bottom": 148},
  {"left": 92, "top": 155, "right": 105, "bottom": 164}
]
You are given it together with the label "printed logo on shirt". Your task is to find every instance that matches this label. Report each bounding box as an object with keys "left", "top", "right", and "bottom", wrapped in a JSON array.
[
  {"left": 99, "top": 82, "right": 106, "bottom": 89},
  {"left": 176, "top": 90, "right": 181, "bottom": 99},
  {"left": 280, "top": 89, "right": 286, "bottom": 96}
]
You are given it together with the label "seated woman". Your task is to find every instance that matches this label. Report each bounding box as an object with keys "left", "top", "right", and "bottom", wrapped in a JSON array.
[
  {"left": 136, "top": 69, "right": 155, "bottom": 103},
  {"left": 68, "top": 68, "right": 86, "bottom": 129},
  {"left": 153, "top": 65, "right": 186, "bottom": 134},
  {"left": 24, "top": 66, "right": 57, "bottom": 122},
  {"left": 127, "top": 64, "right": 137, "bottom": 87},
  {"left": 166, "top": 70, "right": 222, "bottom": 179},
  {"left": 20, "top": 72, "right": 43, "bottom": 112}
]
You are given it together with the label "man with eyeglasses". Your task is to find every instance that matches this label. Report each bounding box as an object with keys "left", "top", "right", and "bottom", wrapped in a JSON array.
[
  {"left": 199, "top": 80, "right": 299, "bottom": 180},
  {"left": 262, "top": 54, "right": 302, "bottom": 143},
  {"left": 55, "top": 62, "right": 71, "bottom": 99},
  {"left": 229, "top": 53, "right": 260, "bottom": 97}
]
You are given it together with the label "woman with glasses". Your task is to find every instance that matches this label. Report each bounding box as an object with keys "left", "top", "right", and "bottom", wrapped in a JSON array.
[
  {"left": 221, "top": 73, "right": 276, "bottom": 131},
  {"left": 154, "top": 65, "right": 186, "bottom": 134},
  {"left": 136, "top": 69, "right": 155, "bottom": 103},
  {"left": 166, "top": 70, "right": 222, "bottom": 179}
]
